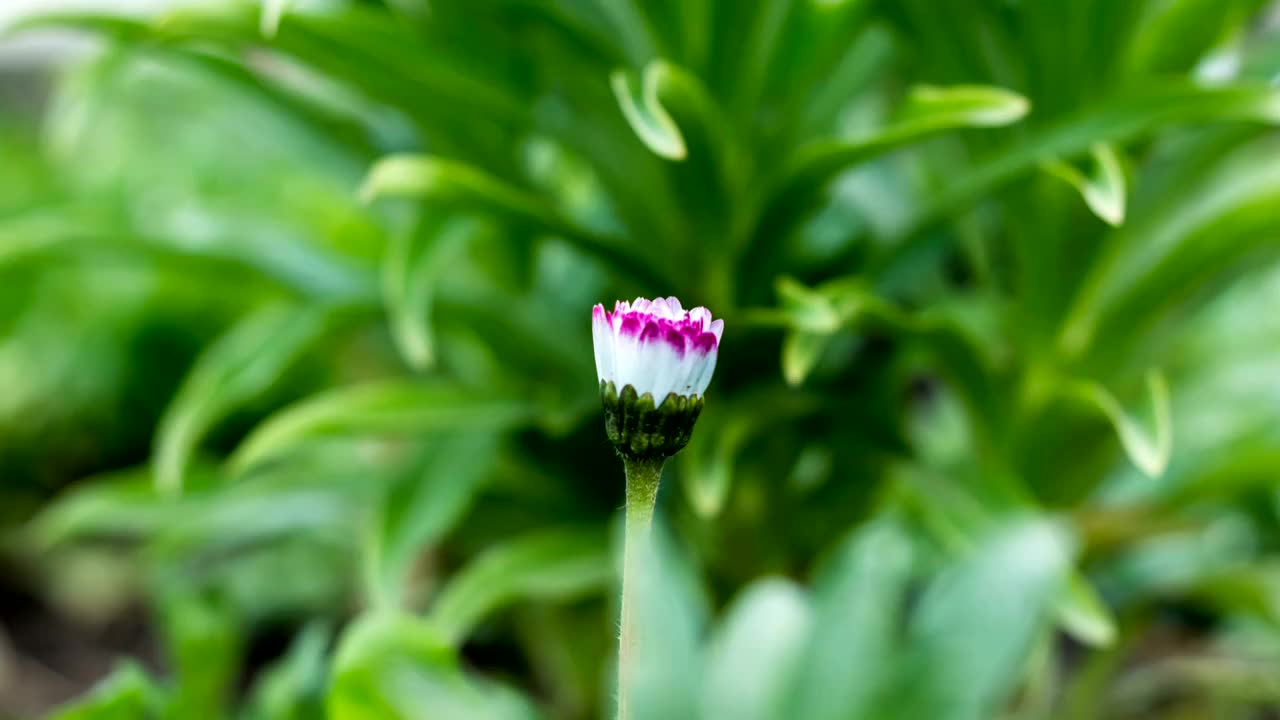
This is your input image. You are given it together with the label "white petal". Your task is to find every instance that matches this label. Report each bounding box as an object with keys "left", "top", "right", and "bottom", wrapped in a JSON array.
[
  {"left": 691, "top": 349, "right": 718, "bottom": 396},
  {"left": 708, "top": 318, "right": 724, "bottom": 341},
  {"left": 635, "top": 335, "right": 683, "bottom": 397},
  {"left": 591, "top": 305, "right": 615, "bottom": 384}
]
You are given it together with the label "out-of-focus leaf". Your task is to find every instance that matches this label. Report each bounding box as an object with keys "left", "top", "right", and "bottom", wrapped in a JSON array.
[
  {"left": 781, "top": 84, "right": 1028, "bottom": 189},
  {"left": 890, "top": 82, "right": 1280, "bottom": 268},
  {"left": 0, "top": 210, "right": 375, "bottom": 303},
  {"left": 679, "top": 387, "right": 821, "bottom": 517},
  {"left": 750, "top": 278, "right": 994, "bottom": 424},
  {"left": 1061, "top": 134, "right": 1280, "bottom": 358},
  {"left": 1125, "top": 0, "right": 1257, "bottom": 75},
  {"left": 154, "top": 303, "right": 340, "bottom": 496},
  {"left": 1064, "top": 370, "right": 1172, "bottom": 479},
  {"left": 765, "top": 275, "right": 875, "bottom": 385},
  {"left": 729, "top": 0, "right": 796, "bottom": 121},
  {"left": 680, "top": 413, "right": 761, "bottom": 518},
  {"left": 625, "top": 522, "right": 710, "bottom": 720},
  {"left": 360, "top": 155, "right": 661, "bottom": 283},
  {"left": 153, "top": 3, "right": 532, "bottom": 124},
  {"left": 243, "top": 622, "right": 330, "bottom": 720},
  {"left": 369, "top": 433, "right": 502, "bottom": 610},
  {"left": 27, "top": 471, "right": 178, "bottom": 549},
  {"left": 1056, "top": 573, "right": 1118, "bottom": 648},
  {"left": 383, "top": 215, "right": 487, "bottom": 371},
  {"left": 430, "top": 528, "right": 612, "bottom": 646},
  {"left": 888, "top": 518, "right": 1076, "bottom": 720},
  {"left": 45, "top": 662, "right": 161, "bottom": 720},
  {"left": 328, "top": 613, "right": 540, "bottom": 720},
  {"left": 261, "top": 0, "right": 293, "bottom": 37},
  {"left": 1043, "top": 143, "right": 1127, "bottom": 226},
  {"left": 158, "top": 592, "right": 240, "bottom": 720},
  {"left": 611, "top": 63, "right": 687, "bottom": 160},
  {"left": 700, "top": 579, "right": 813, "bottom": 720},
  {"left": 752, "top": 84, "right": 1029, "bottom": 249},
  {"left": 228, "top": 381, "right": 537, "bottom": 473},
  {"left": 787, "top": 520, "right": 914, "bottom": 720}
]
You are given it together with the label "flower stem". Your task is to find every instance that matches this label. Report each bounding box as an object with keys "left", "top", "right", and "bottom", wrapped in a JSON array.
[{"left": 618, "top": 454, "right": 663, "bottom": 720}]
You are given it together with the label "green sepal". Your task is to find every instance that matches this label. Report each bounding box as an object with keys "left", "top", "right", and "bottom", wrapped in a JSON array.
[{"left": 600, "top": 381, "right": 705, "bottom": 460}]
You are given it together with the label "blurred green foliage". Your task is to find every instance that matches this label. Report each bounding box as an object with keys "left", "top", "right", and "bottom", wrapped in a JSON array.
[{"left": 3, "top": 0, "right": 1280, "bottom": 718}]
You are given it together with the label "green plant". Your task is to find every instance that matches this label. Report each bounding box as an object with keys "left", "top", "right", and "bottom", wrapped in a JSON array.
[{"left": 4, "top": 0, "right": 1280, "bottom": 718}]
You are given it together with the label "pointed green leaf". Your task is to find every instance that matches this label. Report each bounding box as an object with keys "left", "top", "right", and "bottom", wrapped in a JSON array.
[
  {"left": 361, "top": 154, "right": 661, "bottom": 283},
  {"left": 154, "top": 304, "right": 340, "bottom": 496},
  {"left": 260, "top": 0, "right": 293, "bottom": 37},
  {"left": 1043, "top": 143, "right": 1127, "bottom": 226},
  {"left": 429, "top": 528, "right": 612, "bottom": 646},
  {"left": 329, "top": 613, "right": 540, "bottom": 720},
  {"left": 701, "top": 579, "right": 814, "bottom": 720},
  {"left": 228, "top": 381, "right": 536, "bottom": 474},
  {"left": 368, "top": 433, "right": 502, "bottom": 610},
  {"left": 788, "top": 520, "right": 915, "bottom": 720},
  {"left": 611, "top": 64, "right": 687, "bottom": 160},
  {"left": 1067, "top": 370, "right": 1173, "bottom": 479},
  {"left": 1056, "top": 573, "right": 1118, "bottom": 648},
  {"left": 45, "top": 662, "right": 161, "bottom": 720},
  {"left": 891, "top": 519, "right": 1076, "bottom": 720}
]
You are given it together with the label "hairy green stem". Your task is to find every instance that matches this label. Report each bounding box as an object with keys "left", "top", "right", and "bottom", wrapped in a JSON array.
[{"left": 618, "top": 455, "right": 663, "bottom": 720}]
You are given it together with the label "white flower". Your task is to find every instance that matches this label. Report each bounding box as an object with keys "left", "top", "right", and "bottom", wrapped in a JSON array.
[{"left": 592, "top": 296, "right": 723, "bottom": 399}]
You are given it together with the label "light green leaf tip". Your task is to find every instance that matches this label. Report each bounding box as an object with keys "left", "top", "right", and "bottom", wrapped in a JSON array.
[
  {"left": 611, "top": 62, "right": 688, "bottom": 161},
  {"left": 428, "top": 528, "right": 612, "bottom": 646},
  {"left": 1043, "top": 143, "right": 1127, "bottom": 226},
  {"left": 903, "top": 84, "right": 1031, "bottom": 128},
  {"left": 1056, "top": 573, "right": 1117, "bottom": 647},
  {"left": 260, "top": 0, "right": 292, "bottom": 38},
  {"left": 359, "top": 155, "right": 447, "bottom": 204},
  {"left": 1075, "top": 369, "right": 1172, "bottom": 478}
]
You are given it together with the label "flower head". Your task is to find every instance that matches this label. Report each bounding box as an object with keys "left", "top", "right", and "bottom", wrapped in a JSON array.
[
  {"left": 592, "top": 297, "right": 723, "bottom": 459},
  {"left": 592, "top": 296, "right": 723, "bottom": 400}
]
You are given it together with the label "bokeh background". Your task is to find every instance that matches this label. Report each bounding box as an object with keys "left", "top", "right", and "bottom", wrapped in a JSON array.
[{"left": 3, "top": 1, "right": 1280, "bottom": 718}]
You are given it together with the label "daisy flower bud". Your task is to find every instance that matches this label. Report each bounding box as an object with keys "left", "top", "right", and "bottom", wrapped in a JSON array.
[{"left": 592, "top": 297, "right": 723, "bottom": 459}]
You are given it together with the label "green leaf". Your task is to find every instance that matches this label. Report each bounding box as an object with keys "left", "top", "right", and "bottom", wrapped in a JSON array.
[
  {"left": 382, "top": 215, "right": 489, "bottom": 371},
  {"left": 1042, "top": 143, "right": 1127, "bottom": 226},
  {"left": 890, "top": 518, "right": 1076, "bottom": 720},
  {"left": 611, "top": 64, "right": 687, "bottom": 160},
  {"left": 243, "top": 622, "right": 331, "bottom": 720},
  {"left": 887, "top": 82, "right": 1280, "bottom": 270},
  {"left": 1064, "top": 370, "right": 1173, "bottom": 479},
  {"left": 328, "top": 613, "right": 540, "bottom": 720},
  {"left": 780, "top": 84, "right": 1028, "bottom": 191},
  {"left": 158, "top": 592, "right": 241, "bottom": 720},
  {"left": 787, "top": 520, "right": 915, "bottom": 720},
  {"left": 701, "top": 579, "right": 814, "bottom": 720},
  {"left": 154, "top": 303, "right": 340, "bottom": 496},
  {"left": 228, "top": 381, "right": 536, "bottom": 474},
  {"left": 745, "top": 84, "right": 1029, "bottom": 272},
  {"left": 1061, "top": 133, "right": 1280, "bottom": 358},
  {"left": 360, "top": 155, "right": 661, "bottom": 283},
  {"left": 27, "top": 470, "right": 177, "bottom": 549},
  {"left": 623, "top": 522, "right": 712, "bottom": 720},
  {"left": 898, "top": 83, "right": 1032, "bottom": 127},
  {"left": 429, "top": 528, "right": 612, "bottom": 645},
  {"left": 1056, "top": 573, "right": 1118, "bottom": 648},
  {"left": 0, "top": 208, "right": 376, "bottom": 303},
  {"left": 368, "top": 433, "right": 502, "bottom": 610},
  {"left": 260, "top": 0, "right": 293, "bottom": 37},
  {"left": 768, "top": 275, "right": 875, "bottom": 385},
  {"left": 679, "top": 387, "right": 821, "bottom": 517},
  {"left": 45, "top": 662, "right": 161, "bottom": 720}
]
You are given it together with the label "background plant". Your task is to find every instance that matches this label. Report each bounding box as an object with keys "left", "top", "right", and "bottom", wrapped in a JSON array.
[{"left": 2, "top": 0, "right": 1280, "bottom": 718}]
